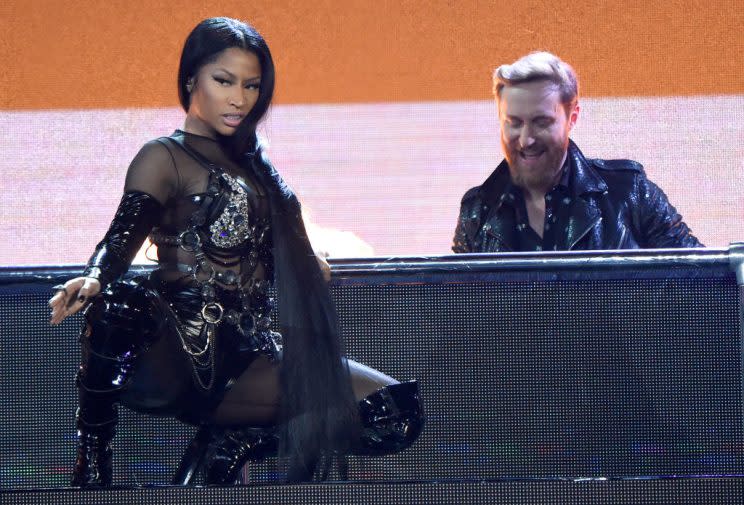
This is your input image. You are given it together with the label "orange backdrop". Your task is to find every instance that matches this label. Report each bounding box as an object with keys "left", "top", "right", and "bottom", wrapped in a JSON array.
[{"left": 2, "top": 0, "right": 743, "bottom": 110}]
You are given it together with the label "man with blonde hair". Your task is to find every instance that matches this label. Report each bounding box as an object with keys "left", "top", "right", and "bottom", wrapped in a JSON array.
[{"left": 452, "top": 51, "right": 700, "bottom": 253}]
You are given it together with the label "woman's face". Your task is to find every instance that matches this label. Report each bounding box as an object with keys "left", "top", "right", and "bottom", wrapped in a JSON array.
[{"left": 185, "top": 47, "right": 262, "bottom": 138}]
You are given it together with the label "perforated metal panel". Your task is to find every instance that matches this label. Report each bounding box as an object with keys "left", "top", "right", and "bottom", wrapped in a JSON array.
[
  {"left": 0, "top": 260, "right": 742, "bottom": 489},
  {"left": 334, "top": 276, "right": 742, "bottom": 480}
]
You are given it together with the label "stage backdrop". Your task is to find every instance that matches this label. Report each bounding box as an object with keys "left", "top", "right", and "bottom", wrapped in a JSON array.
[{"left": 1, "top": 1, "right": 743, "bottom": 265}]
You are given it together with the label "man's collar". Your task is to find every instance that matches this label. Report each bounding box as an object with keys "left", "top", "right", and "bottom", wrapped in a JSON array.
[
  {"left": 478, "top": 158, "right": 513, "bottom": 208},
  {"left": 565, "top": 140, "right": 607, "bottom": 197}
]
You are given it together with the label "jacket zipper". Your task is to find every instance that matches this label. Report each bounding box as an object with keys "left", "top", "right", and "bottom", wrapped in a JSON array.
[{"left": 568, "top": 216, "right": 602, "bottom": 250}]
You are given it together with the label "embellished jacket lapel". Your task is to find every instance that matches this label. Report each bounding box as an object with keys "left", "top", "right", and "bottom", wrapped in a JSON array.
[
  {"left": 481, "top": 202, "right": 518, "bottom": 252},
  {"left": 475, "top": 161, "right": 518, "bottom": 252}
]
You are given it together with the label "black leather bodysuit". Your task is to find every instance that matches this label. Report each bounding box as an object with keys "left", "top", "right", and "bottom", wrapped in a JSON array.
[
  {"left": 83, "top": 130, "right": 280, "bottom": 423},
  {"left": 74, "top": 131, "right": 423, "bottom": 484}
]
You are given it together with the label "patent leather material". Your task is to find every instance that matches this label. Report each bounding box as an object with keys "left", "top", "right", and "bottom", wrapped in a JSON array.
[
  {"left": 354, "top": 380, "right": 425, "bottom": 457},
  {"left": 172, "top": 425, "right": 278, "bottom": 486},
  {"left": 75, "top": 132, "right": 360, "bottom": 485},
  {"left": 72, "top": 278, "right": 169, "bottom": 487},
  {"left": 453, "top": 140, "right": 702, "bottom": 253},
  {"left": 171, "top": 426, "right": 213, "bottom": 485},
  {"left": 173, "top": 381, "right": 424, "bottom": 485},
  {"left": 71, "top": 416, "right": 116, "bottom": 487},
  {"left": 83, "top": 191, "right": 164, "bottom": 289},
  {"left": 204, "top": 426, "right": 278, "bottom": 485}
]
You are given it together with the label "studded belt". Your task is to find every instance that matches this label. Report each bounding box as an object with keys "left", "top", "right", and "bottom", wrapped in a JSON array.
[{"left": 153, "top": 261, "right": 270, "bottom": 289}]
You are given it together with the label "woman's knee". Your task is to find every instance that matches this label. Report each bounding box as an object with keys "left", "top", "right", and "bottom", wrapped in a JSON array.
[{"left": 83, "top": 279, "right": 162, "bottom": 356}]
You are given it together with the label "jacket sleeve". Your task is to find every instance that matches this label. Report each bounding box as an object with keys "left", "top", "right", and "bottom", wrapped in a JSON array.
[
  {"left": 635, "top": 174, "right": 703, "bottom": 248},
  {"left": 452, "top": 209, "right": 473, "bottom": 253},
  {"left": 452, "top": 187, "right": 483, "bottom": 253}
]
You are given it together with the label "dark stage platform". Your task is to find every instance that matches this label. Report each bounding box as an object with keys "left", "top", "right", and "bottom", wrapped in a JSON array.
[
  {"left": 3, "top": 478, "right": 744, "bottom": 505},
  {"left": 1, "top": 247, "right": 743, "bottom": 503}
]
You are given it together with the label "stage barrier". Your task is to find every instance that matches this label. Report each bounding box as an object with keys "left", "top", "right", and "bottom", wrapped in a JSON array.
[{"left": 1, "top": 247, "right": 742, "bottom": 490}]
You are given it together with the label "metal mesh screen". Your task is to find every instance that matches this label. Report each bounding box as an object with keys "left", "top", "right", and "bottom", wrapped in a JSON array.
[{"left": 0, "top": 269, "right": 741, "bottom": 489}]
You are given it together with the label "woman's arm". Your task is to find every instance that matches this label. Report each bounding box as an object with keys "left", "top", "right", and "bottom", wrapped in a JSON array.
[
  {"left": 49, "top": 140, "right": 177, "bottom": 324},
  {"left": 82, "top": 191, "right": 165, "bottom": 288}
]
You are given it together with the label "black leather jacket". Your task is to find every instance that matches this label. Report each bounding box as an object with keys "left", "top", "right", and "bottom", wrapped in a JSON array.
[{"left": 452, "top": 141, "right": 701, "bottom": 253}]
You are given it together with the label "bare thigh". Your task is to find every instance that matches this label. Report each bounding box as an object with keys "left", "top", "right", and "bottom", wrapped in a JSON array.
[
  {"left": 347, "top": 359, "right": 397, "bottom": 398},
  {"left": 211, "top": 357, "right": 397, "bottom": 426}
]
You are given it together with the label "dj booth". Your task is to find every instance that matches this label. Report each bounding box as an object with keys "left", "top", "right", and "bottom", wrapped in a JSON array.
[{"left": 1, "top": 246, "right": 743, "bottom": 503}]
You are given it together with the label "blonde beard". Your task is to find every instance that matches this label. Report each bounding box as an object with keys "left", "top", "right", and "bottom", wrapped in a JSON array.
[
  {"left": 504, "top": 141, "right": 569, "bottom": 192},
  {"left": 507, "top": 157, "right": 564, "bottom": 192},
  {"left": 509, "top": 164, "right": 559, "bottom": 190}
]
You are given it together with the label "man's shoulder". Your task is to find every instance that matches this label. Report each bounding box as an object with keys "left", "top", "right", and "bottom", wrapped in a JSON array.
[
  {"left": 589, "top": 157, "right": 645, "bottom": 174},
  {"left": 460, "top": 185, "right": 482, "bottom": 204}
]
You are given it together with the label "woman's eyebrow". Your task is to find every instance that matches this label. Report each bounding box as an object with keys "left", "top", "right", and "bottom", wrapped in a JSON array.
[{"left": 214, "top": 68, "right": 261, "bottom": 82}]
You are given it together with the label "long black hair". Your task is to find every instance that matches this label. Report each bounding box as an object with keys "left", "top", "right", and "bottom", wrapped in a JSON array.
[
  {"left": 178, "top": 17, "right": 275, "bottom": 156},
  {"left": 180, "top": 18, "right": 360, "bottom": 480}
]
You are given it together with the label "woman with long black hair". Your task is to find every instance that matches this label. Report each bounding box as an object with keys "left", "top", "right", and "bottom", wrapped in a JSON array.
[{"left": 49, "top": 16, "right": 423, "bottom": 487}]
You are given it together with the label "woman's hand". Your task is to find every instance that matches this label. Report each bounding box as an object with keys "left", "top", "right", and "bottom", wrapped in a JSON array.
[
  {"left": 315, "top": 252, "right": 331, "bottom": 283},
  {"left": 49, "top": 277, "right": 101, "bottom": 325}
]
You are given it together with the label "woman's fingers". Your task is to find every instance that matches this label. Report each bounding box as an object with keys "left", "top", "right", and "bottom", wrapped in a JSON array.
[
  {"left": 48, "top": 290, "right": 66, "bottom": 308},
  {"left": 65, "top": 278, "right": 101, "bottom": 317},
  {"left": 49, "top": 283, "right": 72, "bottom": 325},
  {"left": 48, "top": 277, "right": 101, "bottom": 324},
  {"left": 76, "top": 277, "right": 100, "bottom": 305},
  {"left": 49, "top": 295, "right": 67, "bottom": 323}
]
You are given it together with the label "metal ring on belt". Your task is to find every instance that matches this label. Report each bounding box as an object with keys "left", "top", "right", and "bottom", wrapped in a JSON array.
[
  {"left": 201, "top": 302, "right": 224, "bottom": 324},
  {"left": 178, "top": 230, "right": 202, "bottom": 252},
  {"left": 153, "top": 263, "right": 258, "bottom": 288},
  {"left": 193, "top": 262, "right": 216, "bottom": 283}
]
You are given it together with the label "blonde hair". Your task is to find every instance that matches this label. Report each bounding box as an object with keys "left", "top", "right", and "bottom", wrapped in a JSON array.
[{"left": 493, "top": 51, "right": 578, "bottom": 110}]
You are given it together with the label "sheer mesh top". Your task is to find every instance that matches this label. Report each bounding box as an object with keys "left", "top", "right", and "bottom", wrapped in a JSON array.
[{"left": 124, "top": 130, "right": 271, "bottom": 287}]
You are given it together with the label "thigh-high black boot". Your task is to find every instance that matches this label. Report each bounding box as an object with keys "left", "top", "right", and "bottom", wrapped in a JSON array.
[
  {"left": 315, "top": 380, "right": 424, "bottom": 480},
  {"left": 71, "top": 284, "right": 159, "bottom": 487},
  {"left": 354, "top": 380, "right": 425, "bottom": 457},
  {"left": 173, "top": 381, "right": 424, "bottom": 485},
  {"left": 311, "top": 380, "right": 426, "bottom": 480},
  {"left": 172, "top": 425, "right": 278, "bottom": 486}
]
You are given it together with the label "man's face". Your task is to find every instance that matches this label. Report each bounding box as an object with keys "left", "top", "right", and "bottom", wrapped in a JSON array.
[{"left": 498, "top": 80, "right": 578, "bottom": 191}]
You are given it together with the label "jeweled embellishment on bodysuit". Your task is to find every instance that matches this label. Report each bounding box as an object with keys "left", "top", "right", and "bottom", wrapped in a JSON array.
[{"left": 209, "top": 173, "right": 254, "bottom": 248}]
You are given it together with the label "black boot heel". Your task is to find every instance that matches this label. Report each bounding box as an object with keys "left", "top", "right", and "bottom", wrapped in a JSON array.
[
  {"left": 203, "top": 426, "right": 278, "bottom": 485},
  {"left": 171, "top": 425, "right": 213, "bottom": 485},
  {"left": 173, "top": 425, "right": 279, "bottom": 486}
]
